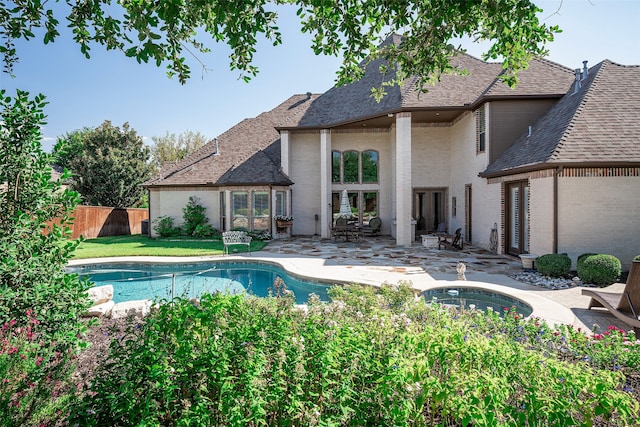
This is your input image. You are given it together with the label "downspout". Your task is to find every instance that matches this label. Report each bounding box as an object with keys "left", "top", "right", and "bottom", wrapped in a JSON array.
[
  {"left": 553, "top": 166, "right": 561, "bottom": 253},
  {"left": 146, "top": 188, "right": 151, "bottom": 237}
]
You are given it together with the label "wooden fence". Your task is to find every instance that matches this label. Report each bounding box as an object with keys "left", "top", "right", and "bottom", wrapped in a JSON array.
[{"left": 67, "top": 206, "right": 149, "bottom": 239}]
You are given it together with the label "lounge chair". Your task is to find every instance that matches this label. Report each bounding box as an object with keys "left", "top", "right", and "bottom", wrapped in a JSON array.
[
  {"left": 438, "top": 228, "right": 462, "bottom": 250},
  {"left": 361, "top": 217, "right": 382, "bottom": 237},
  {"left": 582, "top": 260, "right": 640, "bottom": 333}
]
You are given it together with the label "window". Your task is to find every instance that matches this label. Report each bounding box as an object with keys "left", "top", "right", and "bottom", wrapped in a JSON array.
[
  {"left": 332, "top": 191, "right": 378, "bottom": 225},
  {"left": 477, "top": 105, "right": 486, "bottom": 153},
  {"left": 231, "top": 192, "right": 248, "bottom": 230},
  {"left": 332, "top": 151, "right": 341, "bottom": 183},
  {"left": 452, "top": 196, "right": 457, "bottom": 218},
  {"left": 332, "top": 149, "right": 379, "bottom": 184},
  {"left": 275, "top": 191, "right": 286, "bottom": 217},
  {"left": 363, "top": 192, "right": 378, "bottom": 225},
  {"left": 362, "top": 150, "right": 378, "bottom": 183},
  {"left": 343, "top": 151, "right": 359, "bottom": 183},
  {"left": 252, "top": 191, "right": 269, "bottom": 231}
]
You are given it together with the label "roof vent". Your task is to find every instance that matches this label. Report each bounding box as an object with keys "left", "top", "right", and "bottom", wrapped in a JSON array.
[
  {"left": 214, "top": 138, "right": 220, "bottom": 156},
  {"left": 527, "top": 125, "right": 533, "bottom": 137},
  {"left": 582, "top": 60, "right": 588, "bottom": 80},
  {"left": 306, "top": 92, "right": 312, "bottom": 99},
  {"left": 573, "top": 69, "right": 581, "bottom": 94}
]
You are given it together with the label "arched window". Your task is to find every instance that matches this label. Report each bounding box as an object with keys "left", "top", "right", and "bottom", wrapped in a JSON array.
[
  {"left": 332, "top": 151, "right": 341, "bottom": 183},
  {"left": 343, "top": 150, "right": 359, "bottom": 183},
  {"left": 362, "top": 150, "right": 378, "bottom": 183}
]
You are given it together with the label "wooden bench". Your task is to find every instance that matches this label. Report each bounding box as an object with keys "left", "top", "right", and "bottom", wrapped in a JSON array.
[{"left": 222, "top": 231, "right": 252, "bottom": 255}]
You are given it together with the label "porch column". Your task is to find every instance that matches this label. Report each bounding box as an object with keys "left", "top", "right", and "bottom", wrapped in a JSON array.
[
  {"left": 280, "top": 130, "right": 291, "bottom": 176},
  {"left": 395, "top": 112, "right": 412, "bottom": 246},
  {"left": 320, "top": 129, "right": 332, "bottom": 238},
  {"left": 224, "top": 190, "right": 232, "bottom": 231}
]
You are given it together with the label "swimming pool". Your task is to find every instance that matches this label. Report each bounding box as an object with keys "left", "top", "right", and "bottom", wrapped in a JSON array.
[
  {"left": 422, "top": 287, "right": 533, "bottom": 317},
  {"left": 68, "top": 261, "right": 332, "bottom": 304}
]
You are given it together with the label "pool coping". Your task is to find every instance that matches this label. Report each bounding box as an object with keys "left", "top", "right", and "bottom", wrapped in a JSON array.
[{"left": 69, "top": 253, "right": 576, "bottom": 327}]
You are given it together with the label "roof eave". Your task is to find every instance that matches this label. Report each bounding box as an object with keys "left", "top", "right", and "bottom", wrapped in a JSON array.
[{"left": 479, "top": 161, "right": 640, "bottom": 179}]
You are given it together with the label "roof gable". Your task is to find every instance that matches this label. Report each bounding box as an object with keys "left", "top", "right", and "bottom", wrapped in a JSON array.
[
  {"left": 145, "top": 94, "right": 318, "bottom": 187},
  {"left": 483, "top": 60, "right": 640, "bottom": 176}
]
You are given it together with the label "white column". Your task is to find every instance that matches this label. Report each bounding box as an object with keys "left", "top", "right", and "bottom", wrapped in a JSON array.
[
  {"left": 395, "top": 112, "right": 412, "bottom": 246},
  {"left": 280, "top": 130, "right": 290, "bottom": 176},
  {"left": 225, "top": 190, "right": 232, "bottom": 231},
  {"left": 320, "top": 129, "right": 332, "bottom": 238}
]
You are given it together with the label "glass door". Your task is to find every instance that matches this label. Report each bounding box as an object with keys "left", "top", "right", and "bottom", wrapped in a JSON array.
[{"left": 506, "top": 181, "right": 529, "bottom": 255}]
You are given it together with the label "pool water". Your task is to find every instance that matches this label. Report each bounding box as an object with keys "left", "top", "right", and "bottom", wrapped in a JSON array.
[
  {"left": 68, "top": 262, "right": 332, "bottom": 304},
  {"left": 422, "top": 287, "right": 533, "bottom": 317}
]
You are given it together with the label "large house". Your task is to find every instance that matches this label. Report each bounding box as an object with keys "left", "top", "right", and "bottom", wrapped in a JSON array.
[{"left": 144, "top": 41, "right": 640, "bottom": 268}]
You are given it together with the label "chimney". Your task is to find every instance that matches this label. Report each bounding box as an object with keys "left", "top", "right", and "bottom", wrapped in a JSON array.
[
  {"left": 573, "top": 69, "right": 581, "bottom": 94},
  {"left": 582, "top": 60, "right": 588, "bottom": 80}
]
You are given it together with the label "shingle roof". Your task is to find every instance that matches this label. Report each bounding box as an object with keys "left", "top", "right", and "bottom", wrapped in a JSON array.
[
  {"left": 144, "top": 94, "right": 319, "bottom": 187},
  {"left": 282, "top": 44, "right": 573, "bottom": 129},
  {"left": 482, "top": 60, "right": 640, "bottom": 176}
]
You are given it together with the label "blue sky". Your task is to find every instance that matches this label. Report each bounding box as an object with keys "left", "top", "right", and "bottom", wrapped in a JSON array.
[{"left": 2, "top": 0, "right": 639, "bottom": 152}]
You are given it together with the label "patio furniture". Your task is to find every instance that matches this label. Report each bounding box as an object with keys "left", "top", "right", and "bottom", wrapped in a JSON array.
[
  {"left": 222, "top": 231, "right": 252, "bottom": 255},
  {"left": 582, "top": 259, "right": 640, "bottom": 333},
  {"left": 361, "top": 217, "right": 382, "bottom": 237},
  {"left": 331, "top": 217, "right": 360, "bottom": 242},
  {"left": 438, "top": 228, "right": 462, "bottom": 250}
]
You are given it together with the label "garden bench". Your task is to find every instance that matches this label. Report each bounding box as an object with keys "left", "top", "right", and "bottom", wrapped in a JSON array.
[{"left": 222, "top": 231, "right": 252, "bottom": 255}]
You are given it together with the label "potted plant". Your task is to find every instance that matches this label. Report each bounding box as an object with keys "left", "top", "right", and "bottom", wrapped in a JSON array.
[{"left": 274, "top": 215, "right": 294, "bottom": 227}]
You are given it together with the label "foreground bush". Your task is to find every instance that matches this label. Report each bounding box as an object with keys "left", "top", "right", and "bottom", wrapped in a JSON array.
[
  {"left": 0, "top": 91, "right": 92, "bottom": 426},
  {"left": 579, "top": 254, "right": 622, "bottom": 287},
  {"left": 535, "top": 253, "right": 571, "bottom": 277},
  {"left": 70, "top": 284, "right": 639, "bottom": 426}
]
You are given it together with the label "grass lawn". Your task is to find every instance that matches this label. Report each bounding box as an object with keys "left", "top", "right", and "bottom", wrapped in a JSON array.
[{"left": 72, "top": 234, "right": 269, "bottom": 259}]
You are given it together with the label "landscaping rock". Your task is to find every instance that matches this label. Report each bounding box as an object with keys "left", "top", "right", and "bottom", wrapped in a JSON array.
[
  {"left": 111, "top": 300, "right": 152, "bottom": 319},
  {"left": 87, "top": 285, "right": 114, "bottom": 305},
  {"left": 84, "top": 300, "right": 115, "bottom": 318}
]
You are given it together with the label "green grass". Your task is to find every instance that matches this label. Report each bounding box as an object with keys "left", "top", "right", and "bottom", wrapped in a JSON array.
[{"left": 72, "top": 234, "right": 269, "bottom": 259}]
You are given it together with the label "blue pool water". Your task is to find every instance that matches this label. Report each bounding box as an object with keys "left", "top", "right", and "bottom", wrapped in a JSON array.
[
  {"left": 422, "top": 287, "right": 533, "bottom": 317},
  {"left": 68, "top": 262, "right": 332, "bottom": 304}
]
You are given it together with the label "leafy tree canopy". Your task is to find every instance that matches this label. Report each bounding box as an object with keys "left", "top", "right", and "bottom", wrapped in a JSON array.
[
  {"left": 0, "top": 1, "right": 559, "bottom": 96},
  {"left": 150, "top": 130, "right": 209, "bottom": 172},
  {"left": 54, "top": 120, "right": 154, "bottom": 208}
]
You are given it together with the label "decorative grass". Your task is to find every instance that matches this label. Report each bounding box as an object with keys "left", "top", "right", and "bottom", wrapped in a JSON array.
[{"left": 72, "top": 234, "right": 268, "bottom": 259}]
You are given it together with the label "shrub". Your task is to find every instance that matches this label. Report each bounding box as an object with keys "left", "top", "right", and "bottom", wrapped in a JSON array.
[
  {"left": 578, "top": 254, "right": 622, "bottom": 287},
  {"left": 182, "top": 196, "right": 209, "bottom": 236},
  {"left": 0, "top": 91, "right": 91, "bottom": 426},
  {"left": 70, "top": 284, "right": 639, "bottom": 426},
  {"left": 634, "top": 255, "right": 640, "bottom": 261},
  {"left": 192, "top": 223, "right": 218, "bottom": 238},
  {"left": 577, "top": 253, "right": 597, "bottom": 272},
  {"left": 535, "top": 253, "right": 571, "bottom": 277},
  {"left": 152, "top": 215, "right": 181, "bottom": 237}
]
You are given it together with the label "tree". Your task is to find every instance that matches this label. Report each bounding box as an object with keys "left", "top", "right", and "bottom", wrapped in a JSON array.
[
  {"left": 150, "top": 130, "right": 209, "bottom": 172},
  {"left": 0, "top": 1, "right": 559, "bottom": 94},
  {"left": 0, "top": 90, "right": 92, "bottom": 423},
  {"left": 54, "top": 121, "right": 154, "bottom": 208}
]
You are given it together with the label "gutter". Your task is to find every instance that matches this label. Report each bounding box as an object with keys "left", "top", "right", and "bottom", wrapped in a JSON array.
[{"left": 479, "top": 161, "right": 640, "bottom": 179}]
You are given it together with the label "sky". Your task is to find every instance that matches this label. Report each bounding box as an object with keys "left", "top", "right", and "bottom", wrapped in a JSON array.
[{"left": 2, "top": 0, "right": 639, "bottom": 152}]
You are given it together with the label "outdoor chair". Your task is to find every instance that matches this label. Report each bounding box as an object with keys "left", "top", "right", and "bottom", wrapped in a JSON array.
[
  {"left": 582, "top": 260, "right": 640, "bottom": 334},
  {"left": 361, "top": 217, "right": 382, "bottom": 237},
  {"left": 438, "top": 228, "right": 462, "bottom": 250}
]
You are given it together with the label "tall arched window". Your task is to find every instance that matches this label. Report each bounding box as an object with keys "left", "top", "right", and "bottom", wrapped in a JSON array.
[
  {"left": 343, "top": 150, "right": 359, "bottom": 183},
  {"left": 362, "top": 150, "right": 378, "bottom": 183},
  {"left": 332, "top": 150, "right": 341, "bottom": 183}
]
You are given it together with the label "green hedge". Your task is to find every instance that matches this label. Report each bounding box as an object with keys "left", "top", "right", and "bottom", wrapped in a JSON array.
[
  {"left": 536, "top": 253, "right": 571, "bottom": 277},
  {"left": 578, "top": 254, "right": 622, "bottom": 287}
]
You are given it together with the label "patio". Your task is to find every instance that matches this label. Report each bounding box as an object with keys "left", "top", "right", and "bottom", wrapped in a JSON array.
[{"left": 257, "top": 236, "right": 632, "bottom": 334}]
